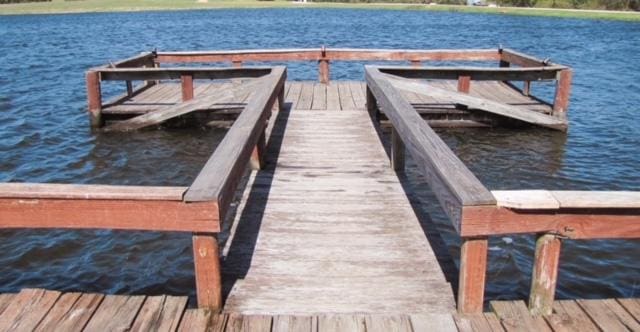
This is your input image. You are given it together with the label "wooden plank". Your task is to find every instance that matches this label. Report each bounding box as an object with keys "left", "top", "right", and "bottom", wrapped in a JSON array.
[
  {"left": 210, "top": 314, "right": 229, "bottom": 332},
  {"left": 349, "top": 81, "right": 366, "bottom": 110},
  {"left": 178, "top": 309, "right": 211, "bottom": 332},
  {"left": 285, "top": 82, "right": 302, "bottom": 110},
  {"left": 385, "top": 75, "right": 567, "bottom": 131},
  {"left": 617, "top": 298, "right": 640, "bottom": 321},
  {"left": 337, "top": 81, "right": 356, "bottom": 110},
  {"left": 577, "top": 299, "right": 629, "bottom": 331},
  {"left": 241, "top": 315, "right": 273, "bottom": 332},
  {"left": 104, "top": 76, "right": 266, "bottom": 131},
  {"left": 297, "top": 82, "right": 314, "bottom": 110},
  {"left": 318, "top": 315, "right": 365, "bottom": 332},
  {"left": 193, "top": 234, "right": 222, "bottom": 310},
  {"left": 0, "top": 183, "right": 185, "bottom": 200},
  {"left": 379, "top": 65, "right": 563, "bottom": 82},
  {"left": 491, "top": 301, "right": 552, "bottom": 332},
  {"left": 601, "top": 298, "right": 640, "bottom": 330},
  {"left": 35, "top": 293, "right": 104, "bottom": 332},
  {"left": 0, "top": 294, "right": 14, "bottom": 317},
  {"left": 529, "top": 234, "right": 561, "bottom": 315},
  {"left": 364, "top": 315, "right": 412, "bottom": 332},
  {"left": 410, "top": 314, "right": 458, "bottom": 331},
  {"left": 484, "top": 313, "right": 505, "bottom": 331},
  {"left": 551, "top": 300, "right": 600, "bottom": 332},
  {"left": 365, "top": 66, "right": 495, "bottom": 231},
  {"left": 99, "top": 67, "right": 271, "bottom": 81},
  {"left": 458, "top": 238, "right": 488, "bottom": 314},
  {"left": 84, "top": 295, "right": 145, "bottom": 331},
  {"left": 130, "top": 295, "right": 188, "bottom": 331},
  {"left": 326, "top": 83, "right": 340, "bottom": 110},
  {"left": 0, "top": 197, "right": 218, "bottom": 233},
  {"left": 492, "top": 190, "right": 560, "bottom": 209},
  {"left": 500, "top": 49, "right": 547, "bottom": 67},
  {"left": 551, "top": 191, "right": 640, "bottom": 209},
  {"left": 311, "top": 83, "right": 327, "bottom": 110},
  {"left": 454, "top": 313, "right": 494, "bottom": 332},
  {"left": 272, "top": 315, "right": 315, "bottom": 332},
  {"left": 0, "top": 289, "right": 60, "bottom": 332}
]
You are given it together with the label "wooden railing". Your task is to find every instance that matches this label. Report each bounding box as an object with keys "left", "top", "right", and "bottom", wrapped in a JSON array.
[
  {"left": 365, "top": 65, "right": 639, "bottom": 315},
  {"left": 2, "top": 66, "right": 287, "bottom": 311}
]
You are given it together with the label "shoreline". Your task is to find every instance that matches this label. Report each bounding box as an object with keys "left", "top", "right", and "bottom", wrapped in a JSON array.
[{"left": 0, "top": 0, "right": 639, "bottom": 21}]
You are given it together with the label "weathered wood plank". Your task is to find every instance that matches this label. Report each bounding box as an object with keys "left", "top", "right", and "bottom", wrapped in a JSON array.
[
  {"left": 601, "top": 298, "right": 640, "bottom": 330},
  {"left": 84, "top": 295, "right": 146, "bottom": 331},
  {"left": 272, "top": 315, "right": 315, "bottom": 332},
  {"left": 178, "top": 309, "right": 212, "bottom": 332},
  {"left": 577, "top": 299, "right": 629, "bottom": 331},
  {"left": 491, "top": 300, "right": 552, "bottom": 332},
  {"left": 193, "top": 234, "right": 223, "bottom": 310},
  {"left": 385, "top": 75, "right": 567, "bottom": 131},
  {"left": 337, "top": 81, "right": 357, "bottom": 110},
  {"left": 0, "top": 289, "right": 61, "bottom": 332},
  {"left": 529, "top": 234, "right": 561, "bottom": 315},
  {"left": 551, "top": 191, "right": 640, "bottom": 209},
  {"left": 241, "top": 315, "right": 273, "bottom": 332},
  {"left": 617, "top": 298, "right": 640, "bottom": 321},
  {"left": 285, "top": 82, "right": 302, "bottom": 110},
  {"left": 98, "top": 67, "right": 271, "bottom": 81},
  {"left": 130, "top": 295, "right": 188, "bottom": 331},
  {"left": 311, "top": 83, "right": 327, "bottom": 110},
  {"left": 492, "top": 190, "right": 560, "bottom": 210},
  {"left": 326, "top": 83, "right": 341, "bottom": 110},
  {"left": 35, "top": 293, "right": 104, "bottom": 332},
  {"left": 552, "top": 300, "right": 600, "bottom": 332},
  {"left": 458, "top": 238, "right": 488, "bottom": 314},
  {"left": 0, "top": 183, "right": 186, "bottom": 200},
  {"left": 318, "top": 315, "right": 365, "bottom": 332},
  {"left": 297, "top": 82, "right": 314, "bottom": 110},
  {"left": 379, "top": 65, "right": 563, "bottom": 81},
  {"left": 410, "top": 314, "right": 458, "bottom": 331},
  {"left": 349, "top": 81, "right": 366, "bottom": 110},
  {"left": 0, "top": 294, "right": 14, "bottom": 317},
  {"left": 364, "top": 315, "right": 412, "bottom": 332}
]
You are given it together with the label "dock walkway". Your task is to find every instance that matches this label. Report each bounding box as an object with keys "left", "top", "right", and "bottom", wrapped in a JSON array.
[{"left": 222, "top": 108, "right": 455, "bottom": 314}]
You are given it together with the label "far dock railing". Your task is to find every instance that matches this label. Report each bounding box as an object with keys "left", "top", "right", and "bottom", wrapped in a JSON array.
[
  {"left": 365, "top": 65, "right": 639, "bottom": 315},
  {"left": 2, "top": 66, "right": 287, "bottom": 311},
  {"left": 86, "top": 47, "right": 572, "bottom": 127}
]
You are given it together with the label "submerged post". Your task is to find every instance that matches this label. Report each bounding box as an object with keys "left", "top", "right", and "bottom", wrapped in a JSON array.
[
  {"left": 553, "top": 69, "right": 572, "bottom": 116},
  {"left": 458, "top": 237, "right": 488, "bottom": 314},
  {"left": 192, "top": 233, "right": 223, "bottom": 311},
  {"left": 529, "top": 233, "right": 562, "bottom": 315},
  {"left": 86, "top": 70, "right": 102, "bottom": 128}
]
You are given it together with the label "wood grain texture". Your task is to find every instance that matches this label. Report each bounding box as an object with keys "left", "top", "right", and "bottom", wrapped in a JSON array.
[
  {"left": 0, "top": 183, "right": 186, "bottom": 200},
  {"left": 84, "top": 294, "right": 146, "bottom": 331},
  {"left": 34, "top": 292, "right": 104, "bottom": 332},
  {"left": 458, "top": 238, "right": 488, "bottom": 314},
  {"left": 0, "top": 289, "right": 60, "bottom": 332},
  {"left": 178, "top": 309, "right": 212, "bottom": 332},
  {"left": 492, "top": 190, "right": 560, "bottom": 209},
  {"left": 529, "top": 234, "right": 561, "bottom": 316},
  {"left": 491, "top": 300, "right": 552, "bottom": 332},
  {"left": 130, "top": 295, "right": 188, "bottom": 331},
  {"left": 193, "top": 234, "right": 223, "bottom": 310}
]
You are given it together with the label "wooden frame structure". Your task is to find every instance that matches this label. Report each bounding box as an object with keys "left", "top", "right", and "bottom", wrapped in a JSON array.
[
  {"left": 1, "top": 66, "right": 286, "bottom": 311},
  {"left": 86, "top": 47, "right": 573, "bottom": 128},
  {"left": 365, "top": 65, "right": 640, "bottom": 315}
]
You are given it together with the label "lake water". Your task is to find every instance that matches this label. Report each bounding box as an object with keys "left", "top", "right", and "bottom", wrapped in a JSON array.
[{"left": 0, "top": 9, "right": 639, "bottom": 304}]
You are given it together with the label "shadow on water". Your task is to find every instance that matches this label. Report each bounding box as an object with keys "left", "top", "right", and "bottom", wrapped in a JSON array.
[{"left": 220, "top": 104, "right": 291, "bottom": 301}]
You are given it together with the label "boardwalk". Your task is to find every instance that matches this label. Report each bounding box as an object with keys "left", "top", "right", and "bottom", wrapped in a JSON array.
[{"left": 222, "top": 108, "right": 455, "bottom": 314}]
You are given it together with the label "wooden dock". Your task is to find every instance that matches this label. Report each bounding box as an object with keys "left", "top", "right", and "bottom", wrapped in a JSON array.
[{"left": 1, "top": 288, "right": 639, "bottom": 331}]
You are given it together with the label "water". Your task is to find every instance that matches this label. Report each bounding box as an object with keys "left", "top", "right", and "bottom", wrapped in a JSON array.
[{"left": 0, "top": 9, "right": 639, "bottom": 303}]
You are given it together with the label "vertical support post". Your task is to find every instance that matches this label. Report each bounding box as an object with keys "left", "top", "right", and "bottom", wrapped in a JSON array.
[
  {"left": 529, "top": 234, "right": 562, "bottom": 316},
  {"left": 126, "top": 81, "right": 133, "bottom": 97},
  {"left": 410, "top": 60, "right": 421, "bottom": 68},
  {"left": 277, "top": 84, "right": 286, "bottom": 112},
  {"left": 318, "top": 59, "right": 330, "bottom": 84},
  {"left": 391, "top": 126, "right": 405, "bottom": 172},
  {"left": 86, "top": 70, "right": 103, "bottom": 128},
  {"left": 366, "top": 86, "right": 380, "bottom": 123},
  {"left": 181, "top": 73, "right": 194, "bottom": 101},
  {"left": 523, "top": 81, "right": 531, "bottom": 96},
  {"left": 232, "top": 60, "right": 242, "bottom": 68},
  {"left": 192, "top": 233, "right": 222, "bottom": 311},
  {"left": 458, "top": 237, "right": 488, "bottom": 314},
  {"left": 250, "top": 127, "right": 267, "bottom": 170},
  {"left": 553, "top": 69, "right": 572, "bottom": 116},
  {"left": 457, "top": 75, "right": 471, "bottom": 93}
]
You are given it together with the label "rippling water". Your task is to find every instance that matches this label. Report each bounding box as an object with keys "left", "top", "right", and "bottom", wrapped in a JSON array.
[{"left": 0, "top": 9, "right": 638, "bottom": 303}]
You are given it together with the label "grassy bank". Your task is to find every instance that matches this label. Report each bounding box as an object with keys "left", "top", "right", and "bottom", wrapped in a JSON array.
[{"left": 0, "top": 0, "right": 639, "bottom": 21}]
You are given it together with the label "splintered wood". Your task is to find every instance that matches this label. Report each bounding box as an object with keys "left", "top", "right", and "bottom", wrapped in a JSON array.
[{"left": 222, "top": 110, "right": 455, "bottom": 315}]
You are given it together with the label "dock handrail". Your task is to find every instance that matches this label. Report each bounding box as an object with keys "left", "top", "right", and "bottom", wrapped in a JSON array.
[{"left": 365, "top": 65, "right": 639, "bottom": 315}]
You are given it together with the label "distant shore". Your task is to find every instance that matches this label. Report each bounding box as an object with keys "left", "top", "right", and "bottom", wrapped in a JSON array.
[{"left": 1, "top": 0, "right": 639, "bottom": 21}]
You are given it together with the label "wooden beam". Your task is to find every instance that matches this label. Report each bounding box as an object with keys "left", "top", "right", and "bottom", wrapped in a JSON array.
[
  {"left": 184, "top": 67, "right": 286, "bottom": 224},
  {"left": 0, "top": 183, "right": 186, "bottom": 200},
  {"left": 98, "top": 67, "right": 272, "bottom": 81},
  {"left": 458, "top": 237, "right": 488, "bottom": 314},
  {"left": 529, "top": 234, "right": 561, "bottom": 316},
  {"left": 553, "top": 69, "right": 572, "bottom": 115},
  {"left": 365, "top": 66, "right": 494, "bottom": 232},
  {"left": 391, "top": 126, "right": 405, "bottom": 172},
  {"left": 500, "top": 48, "right": 547, "bottom": 67},
  {"left": 378, "top": 66, "right": 564, "bottom": 82},
  {"left": 192, "top": 233, "right": 222, "bottom": 311},
  {"left": 181, "top": 74, "right": 194, "bottom": 101},
  {"left": 86, "top": 70, "right": 102, "bottom": 127},
  {"left": 385, "top": 75, "right": 567, "bottom": 131}
]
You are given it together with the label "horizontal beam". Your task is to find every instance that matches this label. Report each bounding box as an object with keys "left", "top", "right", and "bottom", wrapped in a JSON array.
[
  {"left": 365, "top": 66, "right": 495, "bottom": 232},
  {"left": 493, "top": 190, "right": 640, "bottom": 209},
  {"left": 460, "top": 205, "right": 640, "bottom": 239},
  {"left": 0, "top": 183, "right": 186, "bottom": 200},
  {"left": 378, "top": 65, "right": 565, "bottom": 81},
  {"left": 98, "top": 67, "right": 272, "bottom": 81},
  {"left": 500, "top": 48, "right": 549, "bottom": 67},
  {"left": 155, "top": 48, "right": 500, "bottom": 63},
  {"left": 91, "top": 52, "right": 155, "bottom": 70}
]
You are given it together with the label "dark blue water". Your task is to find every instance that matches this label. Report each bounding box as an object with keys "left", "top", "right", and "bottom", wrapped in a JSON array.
[{"left": 0, "top": 9, "right": 639, "bottom": 303}]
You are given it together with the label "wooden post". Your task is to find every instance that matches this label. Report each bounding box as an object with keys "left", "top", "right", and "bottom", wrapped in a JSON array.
[
  {"left": 529, "top": 234, "right": 562, "bottom": 316},
  {"left": 523, "top": 81, "right": 531, "bottom": 96},
  {"left": 126, "top": 81, "right": 133, "bottom": 97},
  {"left": 457, "top": 75, "right": 471, "bottom": 93},
  {"left": 232, "top": 60, "right": 242, "bottom": 68},
  {"left": 86, "top": 70, "right": 103, "bottom": 128},
  {"left": 318, "top": 59, "right": 330, "bottom": 84},
  {"left": 181, "top": 74, "right": 194, "bottom": 101},
  {"left": 277, "top": 85, "right": 286, "bottom": 112},
  {"left": 458, "top": 237, "right": 488, "bottom": 314},
  {"left": 553, "top": 69, "right": 572, "bottom": 116},
  {"left": 192, "top": 233, "right": 222, "bottom": 311},
  {"left": 391, "top": 126, "right": 405, "bottom": 172},
  {"left": 366, "top": 86, "right": 380, "bottom": 123},
  {"left": 250, "top": 127, "right": 266, "bottom": 170}
]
